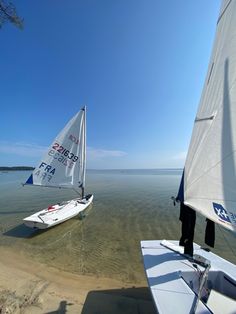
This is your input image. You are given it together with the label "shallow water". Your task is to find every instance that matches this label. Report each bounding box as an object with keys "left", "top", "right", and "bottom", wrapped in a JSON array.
[{"left": 0, "top": 170, "right": 236, "bottom": 283}]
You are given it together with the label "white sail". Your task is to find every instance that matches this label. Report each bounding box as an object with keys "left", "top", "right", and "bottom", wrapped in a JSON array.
[
  {"left": 182, "top": 0, "right": 236, "bottom": 232},
  {"left": 25, "top": 108, "right": 86, "bottom": 189},
  {"left": 141, "top": 3, "right": 236, "bottom": 313}
]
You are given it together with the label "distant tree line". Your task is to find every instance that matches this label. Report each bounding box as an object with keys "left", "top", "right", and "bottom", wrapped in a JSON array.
[
  {"left": 0, "top": 166, "right": 34, "bottom": 171},
  {"left": 0, "top": 0, "right": 23, "bottom": 29}
]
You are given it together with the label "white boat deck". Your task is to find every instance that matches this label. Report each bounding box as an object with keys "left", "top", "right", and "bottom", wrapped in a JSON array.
[
  {"left": 23, "top": 195, "right": 93, "bottom": 229},
  {"left": 141, "top": 240, "right": 236, "bottom": 314}
]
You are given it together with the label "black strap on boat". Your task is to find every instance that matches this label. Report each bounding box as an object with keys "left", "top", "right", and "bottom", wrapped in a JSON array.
[
  {"left": 179, "top": 202, "right": 196, "bottom": 256},
  {"left": 38, "top": 215, "right": 45, "bottom": 223},
  {"left": 205, "top": 218, "right": 215, "bottom": 248}
]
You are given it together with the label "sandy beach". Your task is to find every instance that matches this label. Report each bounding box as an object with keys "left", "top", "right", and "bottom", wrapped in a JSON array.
[
  {"left": 0, "top": 170, "right": 180, "bottom": 314},
  {"left": 0, "top": 247, "right": 155, "bottom": 314}
]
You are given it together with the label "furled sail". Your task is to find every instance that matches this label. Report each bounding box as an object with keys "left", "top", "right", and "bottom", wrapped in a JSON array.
[
  {"left": 181, "top": 0, "right": 236, "bottom": 232},
  {"left": 25, "top": 108, "right": 86, "bottom": 189}
]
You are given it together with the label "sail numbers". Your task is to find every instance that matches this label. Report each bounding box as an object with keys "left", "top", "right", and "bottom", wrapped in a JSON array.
[{"left": 51, "top": 142, "right": 79, "bottom": 162}]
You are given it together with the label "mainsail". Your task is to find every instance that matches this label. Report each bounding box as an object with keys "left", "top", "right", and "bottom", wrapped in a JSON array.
[
  {"left": 25, "top": 107, "right": 86, "bottom": 190},
  {"left": 180, "top": 0, "right": 236, "bottom": 232}
]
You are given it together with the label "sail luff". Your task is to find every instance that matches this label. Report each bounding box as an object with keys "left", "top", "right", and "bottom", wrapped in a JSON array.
[
  {"left": 83, "top": 106, "right": 86, "bottom": 188},
  {"left": 81, "top": 106, "right": 86, "bottom": 197}
]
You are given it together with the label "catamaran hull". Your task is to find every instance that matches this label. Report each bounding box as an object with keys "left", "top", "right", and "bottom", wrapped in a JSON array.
[
  {"left": 23, "top": 194, "right": 93, "bottom": 229},
  {"left": 141, "top": 240, "right": 236, "bottom": 314}
]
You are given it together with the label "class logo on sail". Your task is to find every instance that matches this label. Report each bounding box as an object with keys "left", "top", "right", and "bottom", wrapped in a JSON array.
[
  {"left": 69, "top": 134, "right": 79, "bottom": 145},
  {"left": 213, "top": 202, "right": 231, "bottom": 223}
]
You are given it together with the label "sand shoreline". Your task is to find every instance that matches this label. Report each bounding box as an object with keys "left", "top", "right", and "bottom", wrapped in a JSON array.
[{"left": 0, "top": 247, "right": 155, "bottom": 313}]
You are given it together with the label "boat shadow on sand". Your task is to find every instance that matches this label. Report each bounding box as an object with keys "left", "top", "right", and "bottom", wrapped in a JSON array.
[
  {"left": 0, "top": 209, "right": 36, "bottom": 215},
  {"left": 3, "top": 206, "right": 91, "bottom": 239},
  {"left": 3, "top": 223, "right": 46, "bottom": 238},
  {"left": 81, "top": 286, "right": 156, "bottom": 314}
]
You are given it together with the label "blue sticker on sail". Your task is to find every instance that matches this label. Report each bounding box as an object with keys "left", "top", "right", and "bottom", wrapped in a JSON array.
[
  {"left": 213, "top": 202, "right": 231, "bottom": 223},
  {"left": 25, "top": 174, "right": 33, "bottom": 185}
]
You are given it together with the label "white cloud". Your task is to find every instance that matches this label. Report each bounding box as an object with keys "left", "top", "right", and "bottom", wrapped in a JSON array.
[
  {"left": 172, "top": 151, "right": 187, "bottom": 160},
  {"left": 87, "top": 147, "right": 127, "bottom": 159},
  {"left": 0, "top": 141, "right": 47, "bottom": 157},
  {"left": 0, "top": 141, "right": 127, "bottom": 160}
]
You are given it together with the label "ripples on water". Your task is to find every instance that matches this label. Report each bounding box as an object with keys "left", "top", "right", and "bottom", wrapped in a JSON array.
[{"left": 0, "top": 170, "right": 236, "bottom": 283}]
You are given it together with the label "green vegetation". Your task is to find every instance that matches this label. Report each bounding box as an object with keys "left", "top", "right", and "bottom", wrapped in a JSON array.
[
  {"left": 0, "top": 0, "right": 23, "bottom": 29},
  {"left": 0, "top": 166, "right": 34, "bottom": 171}
]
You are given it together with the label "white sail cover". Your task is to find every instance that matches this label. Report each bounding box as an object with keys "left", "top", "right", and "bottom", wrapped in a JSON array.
[
  {"left": 183, "top": 0, "right": 236, "bottom": 232},
  {"left": 25, "top": 108, "right": 86, "bottom": 189}
]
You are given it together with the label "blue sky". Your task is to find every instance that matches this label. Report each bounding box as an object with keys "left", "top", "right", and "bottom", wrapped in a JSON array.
[{"left": 0, "top": 0, "right": 221, "bottom": 169}]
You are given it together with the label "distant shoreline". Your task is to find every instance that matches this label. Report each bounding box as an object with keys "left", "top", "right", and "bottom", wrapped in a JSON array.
[
  {"left": 0, "top": 166, "right": 34, "bottom": 171},
  {"left": 0, "top": 167, "right": 182, "bottom": 172}
]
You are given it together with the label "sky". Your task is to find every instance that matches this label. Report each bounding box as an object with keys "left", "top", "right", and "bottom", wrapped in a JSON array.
[{"left": 0, "top": 0, "right": 221, "bottom": 169}]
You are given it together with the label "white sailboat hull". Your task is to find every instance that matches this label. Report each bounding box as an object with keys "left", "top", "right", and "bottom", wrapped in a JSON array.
[
  {"left": 141, "top": 240, "right": 236, "bottom": 314},
  {"left": 23, "top": 194, "right": 93, "bottom": 229}
]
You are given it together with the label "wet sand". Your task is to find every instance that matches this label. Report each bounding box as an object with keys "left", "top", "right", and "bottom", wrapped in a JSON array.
[{"left": 0, "top": 247, "right": 155, "bottom": 314}]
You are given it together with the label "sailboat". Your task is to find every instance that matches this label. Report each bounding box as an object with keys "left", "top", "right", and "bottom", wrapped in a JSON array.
[
  {"left": 141, "top": 1, "right": 236, "bottom": 313},
  {"left": 23, "top": 106, "right": 93, "bottom": 229}
]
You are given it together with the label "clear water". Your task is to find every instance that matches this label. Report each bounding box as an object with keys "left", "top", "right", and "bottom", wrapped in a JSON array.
[{"left": 0, "top": 170, "right": 236, "bottom": 283}]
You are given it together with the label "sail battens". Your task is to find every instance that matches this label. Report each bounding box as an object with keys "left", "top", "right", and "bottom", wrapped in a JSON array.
[{"left": 195, "top": 115, "right": 215, "bottom": 122}]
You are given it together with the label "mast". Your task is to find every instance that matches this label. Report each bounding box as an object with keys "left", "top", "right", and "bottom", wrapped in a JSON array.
[{"left": 81, "top": 105, "right": 86, "bottom": 198}]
